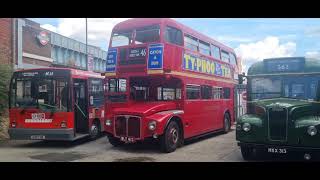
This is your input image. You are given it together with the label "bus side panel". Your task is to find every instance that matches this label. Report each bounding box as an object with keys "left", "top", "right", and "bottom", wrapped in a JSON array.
[{"left": 163, "top": 43, "right": 183, "bottom": 72}]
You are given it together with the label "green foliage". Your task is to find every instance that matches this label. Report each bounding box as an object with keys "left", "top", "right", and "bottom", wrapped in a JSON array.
[{"left": 0, "top": 64, "right": 13, "bottom": 117}]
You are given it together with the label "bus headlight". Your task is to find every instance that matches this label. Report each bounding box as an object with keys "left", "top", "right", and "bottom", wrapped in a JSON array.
[
  {"left": 307, "top": 126, "right": 317, "bottom": 136},
  {"left": 242, "top": 123, "right": 251, "bottom": 132},
  {"left": 105, "top": 119, "right": 112, "bottom": 126},
  {"left": 148, "top": 121, "right": 156, "bottom": 131},
  {"left": 236, "top": 124, "right": 242, "bottom": 130}
]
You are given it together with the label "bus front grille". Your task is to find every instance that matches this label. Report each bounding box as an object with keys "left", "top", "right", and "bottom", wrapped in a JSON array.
[
  {"left": 115, "top": 115, "right": 141, "bottom": 139},
  {"left": 268, "top": 107, "right": 288, "bottom": 141}
]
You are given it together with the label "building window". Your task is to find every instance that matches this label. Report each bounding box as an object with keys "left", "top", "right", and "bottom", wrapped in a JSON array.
[
  {"left": 96, "top": 58, "right": 99, "bottom": 71},
  {"left": 75, "top": 52, "right": 80, "bottom": 67},
  {"left": 57, "top": 47, "right": 63, "bottom": 63},
  {"left": 51, "top": 46, "right": 56, "bottom": 61},
  {"left": 81, "top": 54, "right": 87, "bottom": 69},
  {"left": 201, "top": 85, "right": 212, "bottom": 99},
  {"left": 199, "top": 40, "right": 211, "bottom": 56},
  {"left": 186, "top": 85, "right": 200, "bottom": 99},
  {"left": 211, "top": 44, "right": 221, "bottom": 60},
  {"left": 103, "top": 60, "right": 106, "bottom": 72},
  {"left": 99, "top": 59, "right": 102, "bottom": 72},
  {"left": 64, "top": 49, "right": 69, "bottom": 64},
  {"left": 221, "top": 51, "right": 230, "bottom": 63},
  {"left": 184, "top": 35, "right": 198, "bottom": 52},
  {"left": 165, "top": 26, "right": 183, "bottom": 46}
]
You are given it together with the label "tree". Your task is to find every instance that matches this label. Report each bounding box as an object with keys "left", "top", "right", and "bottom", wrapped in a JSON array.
[{"left": 0, "top": 64, "right": 13, "bottom": 117}]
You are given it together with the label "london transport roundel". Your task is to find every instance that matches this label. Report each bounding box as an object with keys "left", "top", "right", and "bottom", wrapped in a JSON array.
[{"left": 37, "top": 31, "right": 50, "bottom": 46}]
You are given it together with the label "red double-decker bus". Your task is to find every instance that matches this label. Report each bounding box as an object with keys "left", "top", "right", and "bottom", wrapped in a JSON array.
[
  {"left": 104, "top": 18, "right": 241, "bottom": 152},
  {"left": 8, "top": 68, "right": 105, "bottom": 141}
]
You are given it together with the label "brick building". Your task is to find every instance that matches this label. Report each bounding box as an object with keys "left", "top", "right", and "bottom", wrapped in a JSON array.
[
  {"left": 0, "top": 18, "right": 14, "bottom": 66},
  {"left": 0, "top": 18, "right": 107, "bottom": 73}
]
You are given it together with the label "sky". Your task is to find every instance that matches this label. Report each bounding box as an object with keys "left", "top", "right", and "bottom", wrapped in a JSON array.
[{"left": 29, "top": 18, "right": 320, "bottom": 73}]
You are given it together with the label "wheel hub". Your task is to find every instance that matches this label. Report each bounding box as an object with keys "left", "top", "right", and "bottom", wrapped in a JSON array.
[
  {"left": 170, "top": 128, "right": 178, "bottom": 144},
  {"left": 91, "top": 125, "right": 98, "bottom": 135}
]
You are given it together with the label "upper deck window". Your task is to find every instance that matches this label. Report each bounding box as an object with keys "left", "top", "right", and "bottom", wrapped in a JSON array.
[
  {"left": 211, "top": 44, "right": 221, "bottom": 60},
  {"left": 199, "top": 40, "right": 211, "bottom": 56},
  {"left": 135, "top": 25, "right": 160, "bottom": 44},
  {"left": 221, "top": 51, "right": 230, "bottom": 63},
  {"left": 230, "top": 53, "right": 237, "bottom": 66},
  {"left": 111, "top": 31, "right": 132, "bottom": 47},
  {"left": 184, "top": 35, "right": 198, "bottom": 52},
  {"left": 165, "top": 26, "right": 183, "bottom": 46}
]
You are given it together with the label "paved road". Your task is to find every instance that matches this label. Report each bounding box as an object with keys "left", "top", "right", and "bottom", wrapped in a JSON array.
[{"left": 0, "top": 128, "right": 244, "bottom": 162}]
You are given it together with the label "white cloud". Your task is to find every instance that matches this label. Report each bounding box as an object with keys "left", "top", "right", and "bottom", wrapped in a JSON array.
[
  {"left": 41, "top": 18, "right": 129, "bottom": 50},
  {"left": 306, "top": 51, "right": 320, "bottom": 59},
  {"left": 216, "top": 35, "right": 255, "bottom": 43},
  {"left": 41, "top": 24, "right": 57, "bottom": 32},
  {"left": 235, "top": 36, "right": 296, "bottom": 73}
]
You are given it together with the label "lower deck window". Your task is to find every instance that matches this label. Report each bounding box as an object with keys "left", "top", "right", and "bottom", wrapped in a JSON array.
[
  {"left": 157, "top": 87, "right": 181, "bottom": 100},
  {"left": 223, "top": 87, "right": 231, "bottom": 99},
  {"left": 186, "top": 85, "right": 200, "bottom": 99}
]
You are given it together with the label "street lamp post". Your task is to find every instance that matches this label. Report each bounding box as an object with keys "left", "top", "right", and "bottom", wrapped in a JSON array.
[{"left": 86, "top": 18, "right": 88, "bottom": 71}]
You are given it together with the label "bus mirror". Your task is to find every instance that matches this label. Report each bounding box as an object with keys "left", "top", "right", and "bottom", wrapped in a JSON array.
[{"left": 238, "top": 73, "right": 246, "bottom": 84}]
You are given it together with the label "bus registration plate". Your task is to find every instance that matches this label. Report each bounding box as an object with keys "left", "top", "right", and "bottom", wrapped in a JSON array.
[
  {"left": 120, "top": 136, "right": 136, "bottom": 143},
  {"left": 30, "top": 135, "right": 46, "bottom": 140},
  {"left": 267, "top": 147, "right": 287, "bottom": 154}
]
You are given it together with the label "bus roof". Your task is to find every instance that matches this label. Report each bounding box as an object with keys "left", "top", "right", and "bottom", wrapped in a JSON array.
[
  {"left": 247, "top": 57, "right": 320, "bottom": 76},
  {"left": 113, "top": 18, "right": 235, "bottom": 53}
]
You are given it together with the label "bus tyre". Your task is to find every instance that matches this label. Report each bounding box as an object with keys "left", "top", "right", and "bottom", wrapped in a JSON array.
[
  {"left": 160, "top": 121, "right": 181, "bottom": 153},
  {"left": 89, "top": 121, "right": 101, "bottom": 140},
  {"left": 223, "top": 113, "right": 231, "bottom": 133},
  {"left": 241, "top": 146, "right": 254, "bottom": 160},
  {"left": 108, "top": 135, "right": 124, "bottom": 147}
]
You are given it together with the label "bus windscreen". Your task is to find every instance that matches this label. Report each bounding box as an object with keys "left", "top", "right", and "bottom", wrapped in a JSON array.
[{"left": 10, "top": 76, "right": 70, "bottom": 112}]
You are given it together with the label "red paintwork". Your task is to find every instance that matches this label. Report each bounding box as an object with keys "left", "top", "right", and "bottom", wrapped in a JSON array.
[
  {"left": 9, "top": 108, "right": 74, "bottom": 129},
  {"left": 105, "top": 18, "right": 240, "bottom": 141},
  {"left": 9, "top": 68, "right": 105, "bottom": 139}
]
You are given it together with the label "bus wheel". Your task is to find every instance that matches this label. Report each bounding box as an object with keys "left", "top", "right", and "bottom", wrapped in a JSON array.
[
  {"left": 223, "top": 113, "right": 231, "bottom": 133},
  {"left": 89, "top": 121, "right": 101, "bottom": 140},
  {"left": 108, "top": 135, "right": 124, "bottom": 147},
  {"left": 160, "top": 121, "right": 181, "bottom": 153},
  {"left": 241, "top": 146, "right": 254, "bottom": 161}
]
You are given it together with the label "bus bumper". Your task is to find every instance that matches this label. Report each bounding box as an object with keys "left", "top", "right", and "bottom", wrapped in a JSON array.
[
  {"left": 238, "top": 142, "right": 320, "bottom": 160},
  {"left": 8, "top": 128, "right": 75, "bottom": 141}
]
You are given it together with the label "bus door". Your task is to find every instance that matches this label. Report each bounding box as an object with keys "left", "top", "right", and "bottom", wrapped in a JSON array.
[
  {"left": 73, "top": 79, "right": 89, "bottom": 134},
  {"left": 234, "top": 84, "right": 247, "bottom": 121}
]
